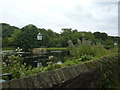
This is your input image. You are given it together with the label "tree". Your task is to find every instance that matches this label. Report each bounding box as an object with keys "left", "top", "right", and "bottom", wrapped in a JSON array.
[
  {"left": 11, "top": 29, "right": 22, "bottom": 47},
  {"left": 93, "top": 32, "right": 108, "bottom": 41},
  {"left": 1, "top": 23, "right": 14, "bottom": 38},
  {"left": 1, "top": 23, "right": 21, "bottom": 48},
  {"left": 61, "top": 28, "right": 72, "bottom": 34},
  {"left": 101, "top": 33, "right": 108, "bottom": 40},
  {"left": 103, "top": 40, "right": 114, "bottom": 49},
  {"left": 17, "top": 24, "right": 39, "bottom": 51}
]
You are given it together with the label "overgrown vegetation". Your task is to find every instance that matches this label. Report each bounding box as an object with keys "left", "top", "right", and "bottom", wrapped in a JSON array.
[
  {"left": 2, "top": 42, "right": 118, "bottom": 80},
  {"left": 1, "top": 23, "right": 119, "bottom": 51},
  {"left": 69, "top": 43, "right": 108, "bottom": 58},
  {"left": 1, "top": 23, "right": 119, "bottom": 88},
  {"left": 99, "top": 54, "right": 120, "bottom": 88},
  {"left": 2, "top": 55, "right": 43, "bottom": 79}
]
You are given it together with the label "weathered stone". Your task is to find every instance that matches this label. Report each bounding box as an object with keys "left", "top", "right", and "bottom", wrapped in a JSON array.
[
  {"left": 26, "top": 76, "right": 36, "bottom": 88},
  {"left": 54, "top": 69, "right": 66, "bottom": 84},
  {"left": 29, "top": 74, "right": 42, "bottom": 88},
  {"left": 80, "top": 63, "right": 89, "bottom": 72},
  {"left": 74, "top": 64, "right": 83, "bottom": 74},
  {"left": 37, "top": 72, "right": 52, "bottom": 88},
  {"left": 60, "top": 67, "right": 73, "bottom": 81},
  {"left": 68, "top": 66, "right": 79, "bottom": 78},
  {"left": 9, "top": 79, "right": 20, "bottom": 88},
  {"left": 84, "top": 62, "right": 93, "bottom": 70},
  {"left": 2, "top": 81, "right": 10, "bottom": 88}
]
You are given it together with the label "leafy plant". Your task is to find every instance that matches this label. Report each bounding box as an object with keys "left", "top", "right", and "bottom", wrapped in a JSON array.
[
  {"left": 62, "top": 58, "right": 83, "bottom": 67},
  {"left": 80, "top": 54, "right": 94, "bottom": 61},
  {"left": 43, "top": 64, "right": 62, "bottom": 71},
  {"left": 2, "top": 55, "right": 43, "bottom": 80}
]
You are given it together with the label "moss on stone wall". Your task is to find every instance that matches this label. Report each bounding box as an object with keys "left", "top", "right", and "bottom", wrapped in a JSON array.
[{"left": 99, "top": 54, "right": 120, "bottom": 88}]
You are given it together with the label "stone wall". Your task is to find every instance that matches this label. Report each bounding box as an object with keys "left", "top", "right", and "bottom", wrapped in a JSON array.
[
  {"left": 2, "top": 54, "right": 119, "bottom": 88},
  {"left": 56, "top": 54, "right": 119, "bottom": 88}
]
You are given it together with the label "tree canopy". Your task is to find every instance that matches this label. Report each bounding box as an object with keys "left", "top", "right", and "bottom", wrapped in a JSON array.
[{"left": 1, "top": 23, "right": 119, "bottom": 51}]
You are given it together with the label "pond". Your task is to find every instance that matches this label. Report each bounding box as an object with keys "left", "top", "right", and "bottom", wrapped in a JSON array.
[
  {"left": 2, "top": 49, "right": 70, "bottom": 67},
  {"left": 19, "top": 49, "right": 70, "bottom": 67}
]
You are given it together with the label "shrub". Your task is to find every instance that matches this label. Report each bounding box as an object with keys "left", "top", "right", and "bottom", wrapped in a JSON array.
[
  {"left": 80, "top": 54, "right": 94, "bottom": 61},
  {"left": 43, "top": 64, "right": 62, "bottom": 71},
  {"left": 62, "top": 59, "right": 83, "bottom": 67},
  {"left": 24, "top": 67, "right": 43, "bottom": 76},
  {"left": 62, "top": 60, "right": 76, "bottom": 66},
  {"left": 2, "top": 58, "right": 27, "bottom": 79},
  {"left": 2, "top": 55, "right": 43, "bottom": 80}
]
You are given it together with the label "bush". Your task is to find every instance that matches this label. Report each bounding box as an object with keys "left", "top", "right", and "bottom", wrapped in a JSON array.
[
  {"left": 103, "top": 40, "right": 114, "bottom": 49},
  {"left": 24, "top": 67, "right": 43, "bottom": 76},
  {"left": 2, "top": 56, "right": 27, "bottom": 79},
  {"left": 100, "top": 54, "right": 120, "bottom": 88},
  {"left": 2, "top": 55, "right": 43, "bottom": 80},
  {"left": 62, "top": 60, "right": 76, "bottom": 66},
  {"left": 43, "top": 64, "right": 62, "bottom": 71},
  {"left": 62, "top": 59, "right": 83, "bottom": 67},
  {"left": 80, "top": 54, "right": 94, "bottom": 61}
]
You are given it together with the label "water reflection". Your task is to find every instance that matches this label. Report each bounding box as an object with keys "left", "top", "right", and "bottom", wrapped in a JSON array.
[
  {"left": 57, "top": 61, "right": 62, "bottom": 64},
  {"left": 2, "top": 49, "right": 70, "bottom": 67},
  {"left": 22, "top": 50, "right": 69, "bottom": 67}
]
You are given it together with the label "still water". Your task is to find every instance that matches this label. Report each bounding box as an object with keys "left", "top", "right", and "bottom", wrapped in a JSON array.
[{"left": 22, "top": 50, "right": 70, "bottom": 67}]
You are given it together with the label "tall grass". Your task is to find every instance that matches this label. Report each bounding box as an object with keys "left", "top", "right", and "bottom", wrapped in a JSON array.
[{"left": 69, "top": 43, "right": 108, "bottom": 58}]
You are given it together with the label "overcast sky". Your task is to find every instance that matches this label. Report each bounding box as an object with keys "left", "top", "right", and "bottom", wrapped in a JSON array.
[{"left": 0, "top": 0, "right": 119, "bottom": 36}]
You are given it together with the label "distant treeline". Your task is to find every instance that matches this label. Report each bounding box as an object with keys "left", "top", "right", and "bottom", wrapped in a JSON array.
[{"left": 1, "top": 23, "right": 119, "bottom": 51}]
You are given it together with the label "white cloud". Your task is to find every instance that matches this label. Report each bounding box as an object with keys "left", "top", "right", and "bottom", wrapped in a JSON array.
[{"left": 0, "top": 0, "right": 118, "bottom": 36}]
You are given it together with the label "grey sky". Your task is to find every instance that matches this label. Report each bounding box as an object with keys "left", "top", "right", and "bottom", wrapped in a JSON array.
[{"left": 0, "top": 0, "right": 119, "bottom": 36}]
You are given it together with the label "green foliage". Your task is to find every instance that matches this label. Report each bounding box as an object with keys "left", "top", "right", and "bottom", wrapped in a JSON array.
[
  {"left": 82, "top": 32, "right": 95, "bottom": 40},
  {"left": 100, "top": 55, "right": 120, "bottom": 88},
  {"left": 61, "top": 29, "right": 95, "bottom": 45},
  {"left": 93, "top": 32, "right": 108, "bottom": 41},
  {"left": 92, "top": 44, "right": 108, "bottom": 57},
  {"left": 62, "top": 59, "right": 82, "bottom": 66},
  {"left": 2, "top": 50, "right": 118, "bottom": 80},
  {"left": 2, "top": 46, "right": 16, "bottom": 50},
  {"left": 108, "top": 47, "right": 118, "bottom": 54},
  {"left": 2, "top": 55, "right": 43, "bottom": 80},
  {"left": 43, "top": 64, "right": 62, "bottom": 71},
  {"left": 1, "top": 22, "right": 119, "bottom": 82},
  {"left": 1, "top": 23, "right": 20, "bottom": 47},
  {"left": 11, "top": 29, "right": 22, "bottom": 46},
  {"left": 23, "top": 67, "right": 43, "bottom": 76},
  {"left": 1, "top": 23, "right": 14, "bottom": 38},
  {"left": 2, "top": 55, "right": 26, "bottom": 79},
  {"left": 69, "top": 43, "right": 108, "bottom": 59},
  {"left": 17, "top": 24, "right": 39, "bottom": 51},
  {"left": 103, "top": 40, "right": 114, "bottom": 49},
  {"left": 80, "top": 54, "right": 94, "bottom": 61},
  {"left": 2, "top": 23, "right": 119, "bottom": 50},
  {"left": 62, "top": 60, "right": 77, "bottom": 66}
]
